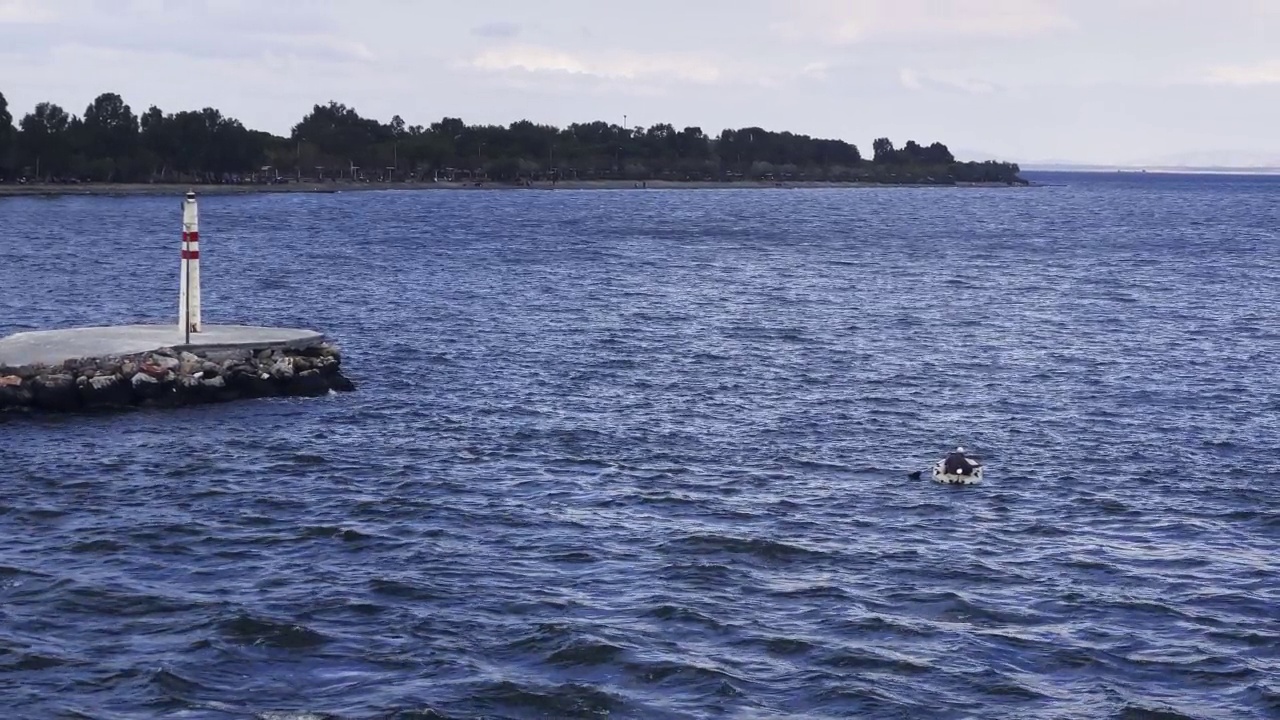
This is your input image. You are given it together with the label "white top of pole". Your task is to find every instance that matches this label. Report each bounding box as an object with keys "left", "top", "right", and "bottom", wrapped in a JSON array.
[{"left": 183, "top": 190, "right": 198, "bottom": 230}]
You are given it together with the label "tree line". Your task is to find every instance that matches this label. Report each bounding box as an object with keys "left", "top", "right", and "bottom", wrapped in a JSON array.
[{"left": 0, "top": 90, "right": 1024, "bottom": 186}]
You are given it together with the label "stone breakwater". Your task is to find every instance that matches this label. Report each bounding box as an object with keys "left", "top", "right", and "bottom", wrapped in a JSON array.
[{"left": 0, "top": 342, "right": 354, "bottom": 413}]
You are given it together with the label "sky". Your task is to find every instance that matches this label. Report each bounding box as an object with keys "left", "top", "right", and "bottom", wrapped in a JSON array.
[{"left": 1, "top": 0, "right": 1279, "bottom": 167}]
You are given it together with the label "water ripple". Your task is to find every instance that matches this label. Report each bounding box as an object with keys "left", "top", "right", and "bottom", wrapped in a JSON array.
[{"left": 3, "top": 173, "right": 1280, "bottom": 718}]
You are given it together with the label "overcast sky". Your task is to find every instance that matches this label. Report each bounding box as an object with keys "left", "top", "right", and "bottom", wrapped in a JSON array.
[{"left": 1, "top": 0, "right": 1278, "bottom": 166}]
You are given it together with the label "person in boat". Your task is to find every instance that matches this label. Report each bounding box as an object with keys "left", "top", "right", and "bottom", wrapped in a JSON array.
[{"left": 943, "top": 446, "right": 976, "bottom": 475}]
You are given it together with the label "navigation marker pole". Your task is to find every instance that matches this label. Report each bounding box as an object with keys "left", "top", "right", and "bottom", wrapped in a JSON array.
[{"left": 179, "top": 190, "right": 202, "bottom": 344}]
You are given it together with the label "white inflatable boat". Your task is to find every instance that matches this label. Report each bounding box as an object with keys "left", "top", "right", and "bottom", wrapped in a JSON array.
[{"left": 931, "top": 446, "right": 983, "bottom": 485}]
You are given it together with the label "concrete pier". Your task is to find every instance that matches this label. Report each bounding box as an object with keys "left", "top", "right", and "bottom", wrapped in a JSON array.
[
  {"left": 0, "top": 328, "right": 354, "bottom": 414},
  {"left": 0, "top": 324, "right": 324, "bottom": 368}
]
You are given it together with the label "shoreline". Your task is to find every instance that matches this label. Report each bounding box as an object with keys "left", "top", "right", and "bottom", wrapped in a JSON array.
[{"left": 0, "top": 178, "right": 1030, "bottom": 198}]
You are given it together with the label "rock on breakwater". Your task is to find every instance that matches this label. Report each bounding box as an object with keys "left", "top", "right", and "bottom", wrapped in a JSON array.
[{"left": 0, "top": 342, "right": 354, "bottom": 413}]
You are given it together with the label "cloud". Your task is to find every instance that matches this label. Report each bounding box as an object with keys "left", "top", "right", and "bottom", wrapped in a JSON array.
[
  {"left": 462, "top": 42, "right": 839, "bottom": 93},
  {"left": 256, "top": 33, "right": 376, "bottom": 63},
  {"left": 0, "top": 0, "right": 369, "bottom": 71},
  {"left": 1249, "top": 0, "right": 1280, "bottom": 16},
  {"left": 1199, "top": 60, "right": 1280, "bottom": 86},
  {"left": 899, "top": 67, "right": 997, "bottom": 94},
  {"left": 465, "top": 44, "right": 724, "bottom": 84},
  {"left": 0, "top": 0, "right": 347, "bottom": 58},
  {"left": 0, "top": 0, "right": 58, "bottom": 23},
  {"left": 1, "top": 17, "right": 373, "bottom": 67},
  {"left": 774, "top": 0, "right": 1073, "bottom": 45},
  {"left": 471, "top": 20, "right": 521, "bottom": 38},
  {"left": 800, "top": 61, "right": 831, "bottom": 80}
]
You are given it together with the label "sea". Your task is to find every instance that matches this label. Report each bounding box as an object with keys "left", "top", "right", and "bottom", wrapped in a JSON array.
[{"left": 1, "top": 171, "right": 1278, "bottom": 719}]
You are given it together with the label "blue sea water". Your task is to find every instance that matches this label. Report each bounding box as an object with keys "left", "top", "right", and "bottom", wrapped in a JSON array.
[{"left": 1, "top": 171, "right": 1278, "bottom": 719}]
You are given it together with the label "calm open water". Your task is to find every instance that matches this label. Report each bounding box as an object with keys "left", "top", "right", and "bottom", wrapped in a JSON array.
[{"left": 1, "top": 172, "right": 1278, "bottom": 719}]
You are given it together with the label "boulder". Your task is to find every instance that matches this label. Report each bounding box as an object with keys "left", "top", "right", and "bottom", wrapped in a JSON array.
[
  {"left": 177, "top": 351, "right": 203, "bottom": 376},
  {"left": 151, "top": 354, "right": 181, "bottom": 372},
  {"left": 79, "top": 374, "right": 133, "bottom": 408},
  {"left": 203, "top": 375, "right": 240, "bottom": 403},
  {"left": 11, "top": 364, "right": 42, "bottom": 381},
  {"left": 227, "top": 368, "right": 278, "bottom": 398},
  {"left": 137, "top": 358, "right": 175, "bottom": 379},
  {"left": 174, "top": 373, "right": 207, "bottom": 404},
  {"left": 329, "top": 372, "right": 356, "bottom": 392},
  {"left": 131, "top": 372, "right": 158, "bottom": 389},
  {"left": 286, "top": 368, "right": 330, "bottom": 397},
  {"left": 269, "top": 357, "right": 295, "bottom": 381},
  {"left": 131, "top": 371, "right": 174, "bottom": 402},
  {"left": 311, "top": 355, "right": 338, "bottom": 373},
  {"left": 0, "top": 379, "right": 33, "bottom": 409},
  {"left": 31, "top": 374, "right": 79, "bottom": 411}
]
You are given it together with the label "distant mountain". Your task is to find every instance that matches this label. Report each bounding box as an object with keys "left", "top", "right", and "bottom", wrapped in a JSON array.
[
  {"left": 951, "top": 148, "right": 1019, "bottom": 163},
  {"left": 1021, "top": 162, "right": 1280, "bottom": 175},
  {"left": 1021, "top": 149, "right": 1280, "bottom": 174},
  {"left": 1129, "top": 149, "right": 1280, "bottom": 169},
  {"left": 1019, "top": 163, "right": 1126, "bottom": 172}
]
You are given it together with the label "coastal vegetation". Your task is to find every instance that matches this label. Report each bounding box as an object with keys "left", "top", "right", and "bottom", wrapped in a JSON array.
[{"left": 0, "top": 90, "right": 1024, "bottom": 187}]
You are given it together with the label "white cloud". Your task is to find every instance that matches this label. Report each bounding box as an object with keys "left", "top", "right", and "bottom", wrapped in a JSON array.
[
  {"left": 466, "top": 44, "right": 723, "bottom": 84},
  {"left": 773, "top": 0, "right": 1073, "bottom": 44},
  {"left": 462, "top": 42, "right": 839, "bottom": 93},
  {"left": 801, "top": 61, "right": 831, "bottom": 80},
  {"left": 0, "top": 0, "right": 366, "bottom": 67},
  {"left": 0, "top": 0, "right": 58, "bottom": 23},
  {"left": 1199, "top": 60, "right": 1280, "bottom": 86}
]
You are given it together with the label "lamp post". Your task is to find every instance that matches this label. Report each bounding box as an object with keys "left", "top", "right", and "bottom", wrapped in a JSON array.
[{"left": 178, "top": 191, "right": 201, "bottom": 343}]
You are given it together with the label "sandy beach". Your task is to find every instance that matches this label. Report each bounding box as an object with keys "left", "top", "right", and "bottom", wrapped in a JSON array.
[{"left": 0, "top": 178, "right": 1027, "bottom": 197}]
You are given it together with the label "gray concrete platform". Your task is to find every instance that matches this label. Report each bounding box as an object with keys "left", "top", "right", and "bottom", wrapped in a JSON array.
[{"left": 0, "top": 324, "right": 325, "bottom": 367}]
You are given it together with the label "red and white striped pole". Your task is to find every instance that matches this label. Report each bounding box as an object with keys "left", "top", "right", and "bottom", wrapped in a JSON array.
[{"left": 179, "top": 190, "right": 202, "bottom": 340}]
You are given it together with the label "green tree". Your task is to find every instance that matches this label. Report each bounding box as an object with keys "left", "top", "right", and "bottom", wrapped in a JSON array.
[
  {"left": 872, "top": 137, "right": 897, "bottom": 164},
  {"left": 81, "top": 92, "right": 140, "bottom": 180},
  {"left": 0, "top": 91, "right": 14, "bottom": 179},
  {"left": 18, "top": 102, "right": 74, "bottom": 179},
  {"left": 3, "top": 90, "right": 1024, "bottom": 185}
]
